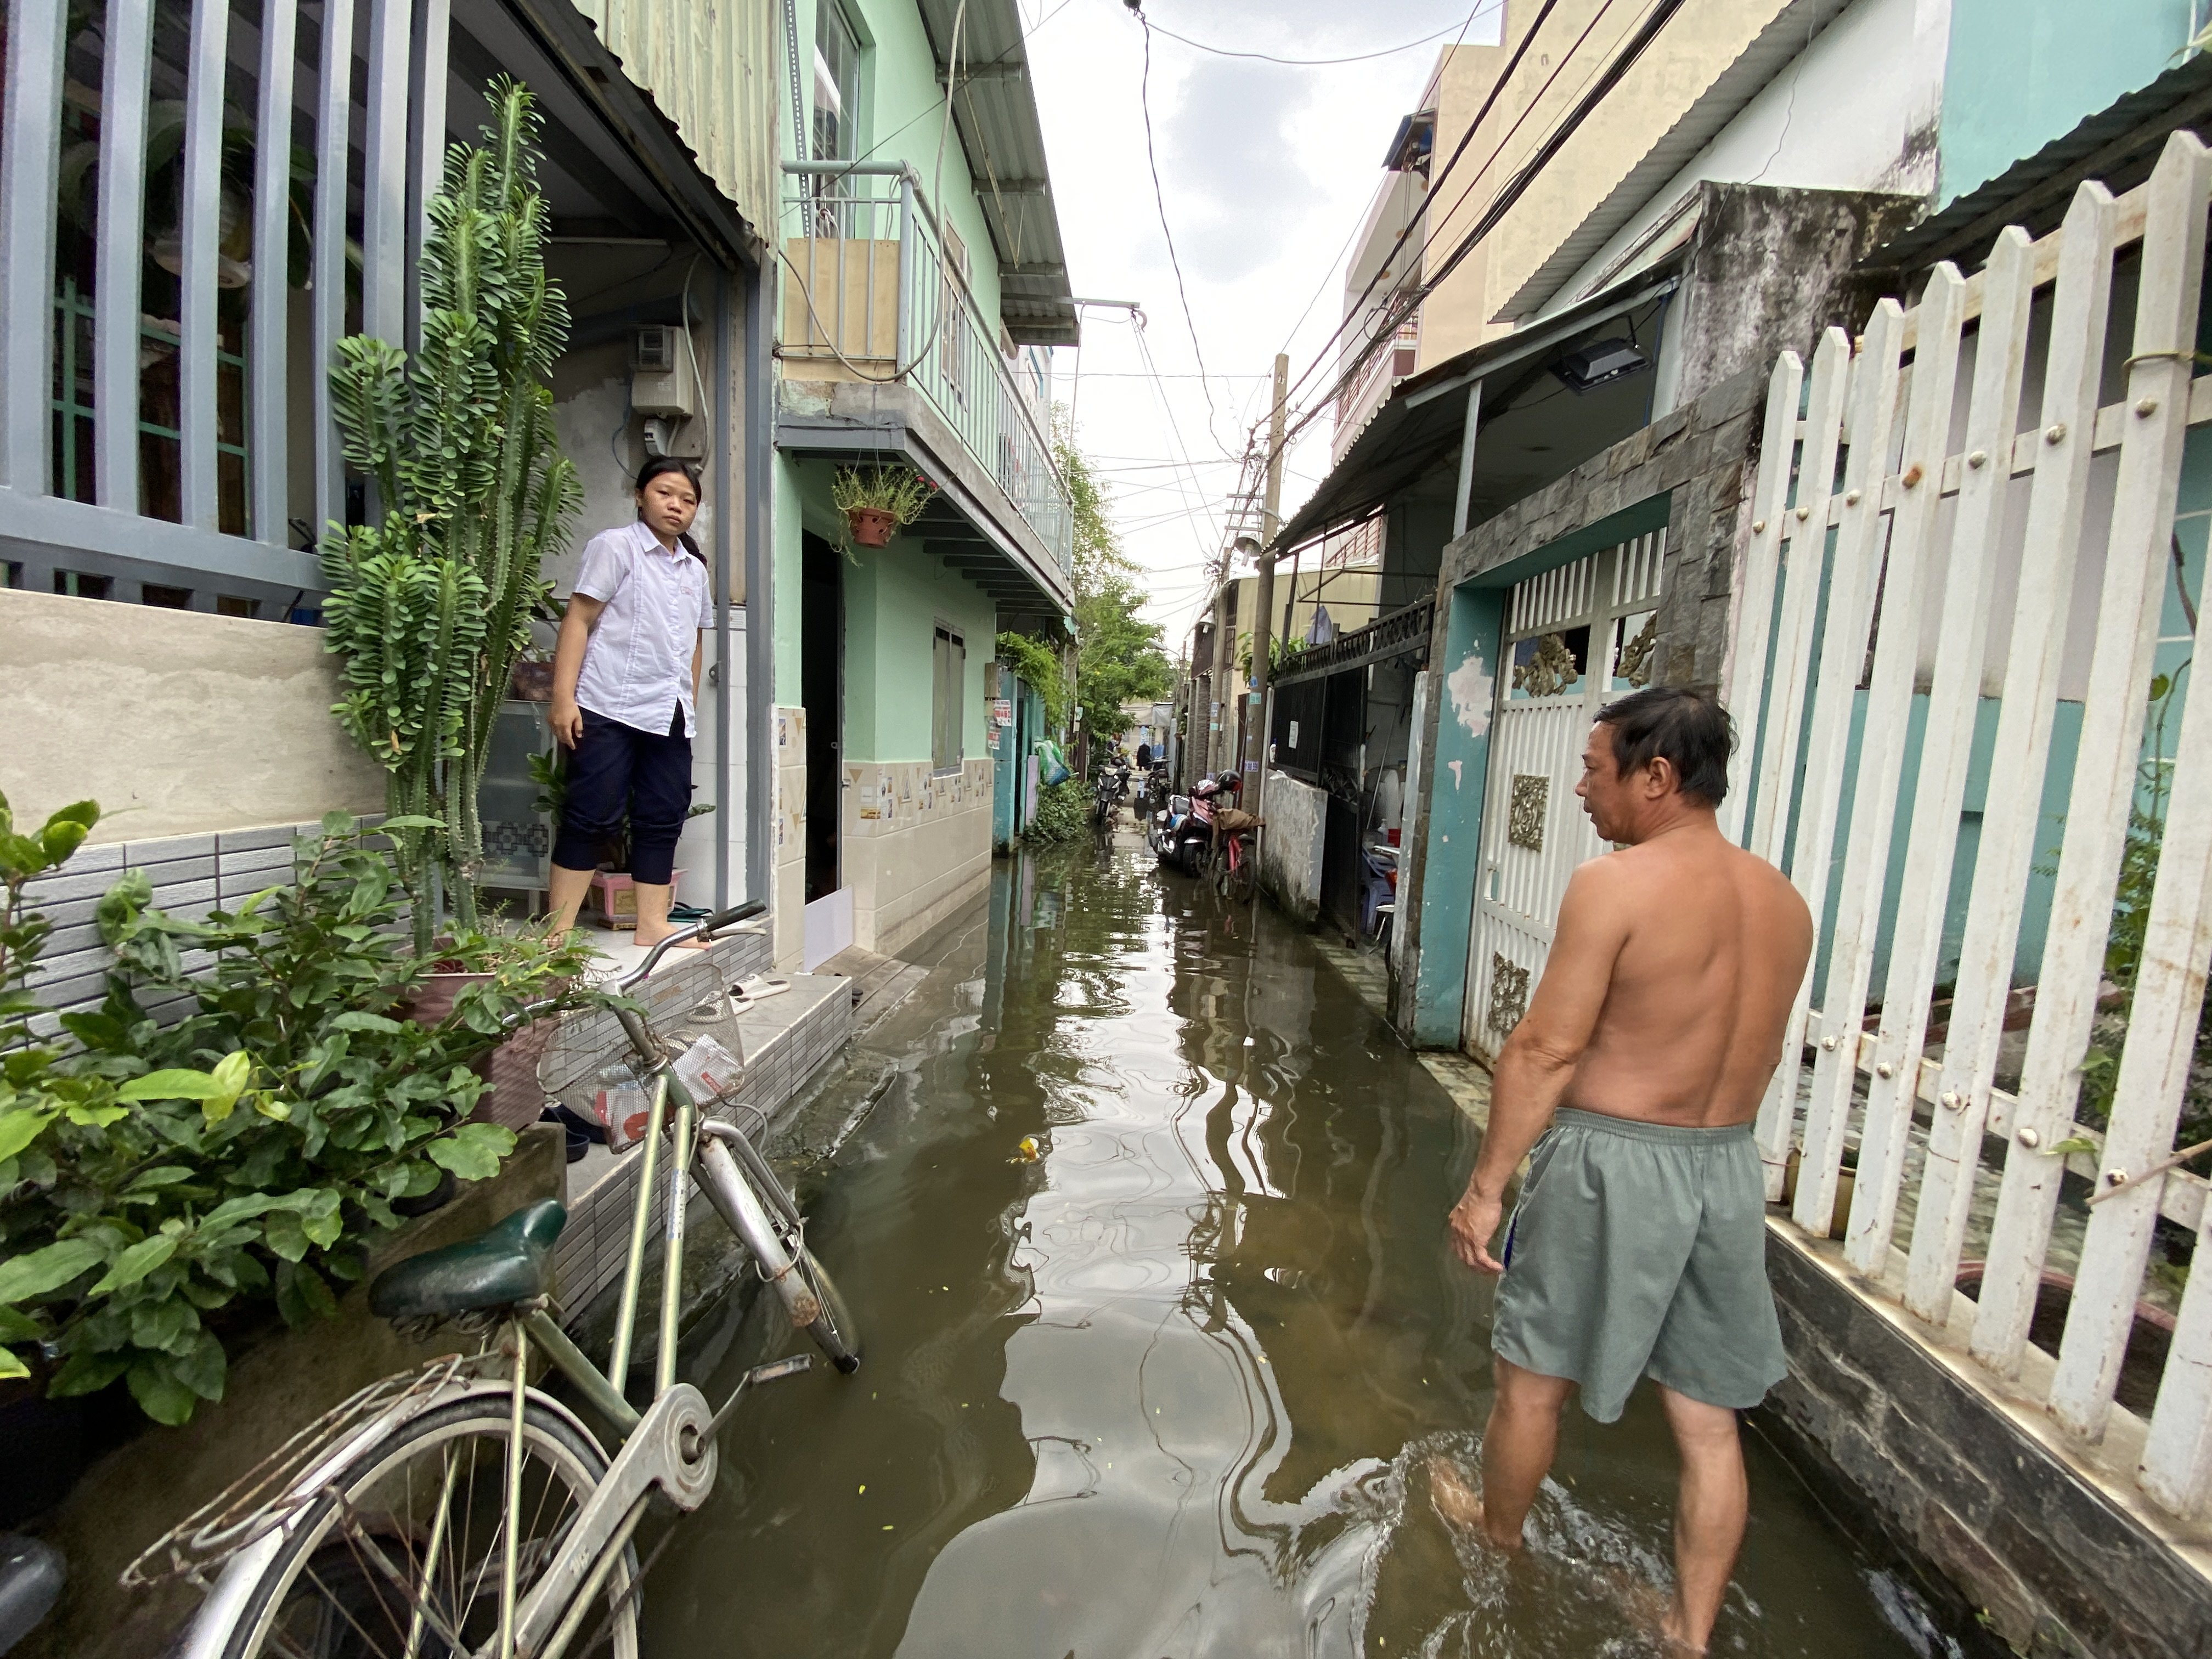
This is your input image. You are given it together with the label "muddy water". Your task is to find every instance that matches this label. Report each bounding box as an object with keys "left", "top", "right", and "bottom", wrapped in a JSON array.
[{"left": 647, "top": 848, "right": 1961, "bottom": 1659}]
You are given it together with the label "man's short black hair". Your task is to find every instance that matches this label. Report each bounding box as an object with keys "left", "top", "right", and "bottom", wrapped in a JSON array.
[{"left": 1595, "top": 686, "right": 1735, "bottom": 806}]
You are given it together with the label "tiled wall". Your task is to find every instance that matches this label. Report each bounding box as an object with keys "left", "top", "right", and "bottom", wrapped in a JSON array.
[
  {"left": 19, "top": 820, "right": 334, "bottom": 1029},
  {"left": 774, "top": 704, "right": 807, "bottom": 972},
  {"left": 549, "top": 970, "right": 853, "bottom": 1319},
  {"left": 839, "top": 756, "right": 994, "bottom": 956}
]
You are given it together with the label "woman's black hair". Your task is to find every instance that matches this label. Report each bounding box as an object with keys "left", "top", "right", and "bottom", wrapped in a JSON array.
[{"left": 635, "top": 454, "right": 702, "bottom": 498}]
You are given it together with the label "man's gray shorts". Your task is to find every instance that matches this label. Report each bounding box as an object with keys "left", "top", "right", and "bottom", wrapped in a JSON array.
[{"left": 1491, "top": 1108, "right": 1787, "bottom": 1423}]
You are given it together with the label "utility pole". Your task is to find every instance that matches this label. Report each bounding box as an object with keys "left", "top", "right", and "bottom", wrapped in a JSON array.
[
  {"left": 1207, "top": 567, "right": 1229, "bottom": 776},
  {"left": 1245, "top": 354, "right": 1290, "bottom": 808}
]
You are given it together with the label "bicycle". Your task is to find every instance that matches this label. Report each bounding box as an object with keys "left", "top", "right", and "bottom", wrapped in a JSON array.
[
  {"left": 1200, "top": 817, "right": 1256, "bottom": 904},
  {"left": 133, "top": 901, "right": 860, "bottom": 1659}
]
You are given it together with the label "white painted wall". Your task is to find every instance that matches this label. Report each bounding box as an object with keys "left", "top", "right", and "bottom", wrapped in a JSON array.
[{"left": 1542, "top": 0, "right": 1951, "bottom": 335}]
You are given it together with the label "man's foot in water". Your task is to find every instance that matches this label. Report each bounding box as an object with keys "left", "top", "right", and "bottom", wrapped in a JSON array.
[{"left": 1426, "top": 1457, "right": 1520, "bottom": 1550}]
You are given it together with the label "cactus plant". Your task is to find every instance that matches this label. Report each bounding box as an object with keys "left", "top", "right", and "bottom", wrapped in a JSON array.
[{"left": 320, "top": 78, "right": 580, "bottom": 949}]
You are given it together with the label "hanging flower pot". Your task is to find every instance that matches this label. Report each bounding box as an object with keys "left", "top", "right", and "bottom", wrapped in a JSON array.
[
  {"left": 831, "top": 464, "right": 937, "bottom": 551},
  {"left": 848, "top": 505, "right": 899, "bottom": 547}
]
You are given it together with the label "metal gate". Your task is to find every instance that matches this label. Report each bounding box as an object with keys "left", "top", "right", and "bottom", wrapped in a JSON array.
[{"left": 1462, "top": 532, "right": 1664, "bottom": 1058}]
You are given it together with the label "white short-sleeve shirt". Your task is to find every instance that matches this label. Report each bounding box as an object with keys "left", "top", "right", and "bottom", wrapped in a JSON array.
[{"left": 572, "top": 520, "right": 714, "bottom": 737}]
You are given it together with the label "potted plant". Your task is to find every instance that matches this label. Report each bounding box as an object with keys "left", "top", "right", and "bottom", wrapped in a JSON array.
[
  {"left": 528, "top": 749, "right": 709, "bottom": 928},
  {"left": 832, "top": 464, "right": 936, "bottom": 548},
  {"left": 0, "top": 798, "right": 606, "bottom": 1427}
]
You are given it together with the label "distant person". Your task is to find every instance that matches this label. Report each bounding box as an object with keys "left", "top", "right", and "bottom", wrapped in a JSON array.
[
  {"left": 545, "top": 456, "right": 714, "bottom": 949},
  {"left": 1136, "top": 740, "right": 1154, "bottom": 769},
  {"left": 1431, "top": 686, "right": 1812, "bottom": 1656}
]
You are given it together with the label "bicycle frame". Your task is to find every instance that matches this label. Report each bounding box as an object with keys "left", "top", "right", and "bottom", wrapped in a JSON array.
[{"left": 181, "top": 904, "right": 822, "bottom": 1659}]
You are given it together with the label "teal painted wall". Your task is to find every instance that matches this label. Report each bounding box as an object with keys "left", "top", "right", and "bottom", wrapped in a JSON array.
[
  {"left": 1410, "top": 494, "right": 1673, "bottom": 1048},
  {"left": 1938, "top": 1, "right": 2197, "bottom": 206},
  {"left": 1413, "top": 584, "right": 1501, "bottom": 1046}
]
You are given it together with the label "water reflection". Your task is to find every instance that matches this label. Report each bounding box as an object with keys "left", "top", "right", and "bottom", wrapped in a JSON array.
[{"left": 646, "top": 848, "right": 1953, "bottom": 1659}]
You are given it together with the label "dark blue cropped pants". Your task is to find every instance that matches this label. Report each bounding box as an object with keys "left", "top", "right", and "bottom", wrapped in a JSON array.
[{"left": 551, "top": 707, "right": 692, "bottom": 885}]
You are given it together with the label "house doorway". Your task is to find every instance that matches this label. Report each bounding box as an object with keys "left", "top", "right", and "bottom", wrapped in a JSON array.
[
  {"left": 802, "top": 532, "right": 843, "bottom": 904},
  {"left": 1462, "top": 531, "right": 1664, "bottom": 1059}
]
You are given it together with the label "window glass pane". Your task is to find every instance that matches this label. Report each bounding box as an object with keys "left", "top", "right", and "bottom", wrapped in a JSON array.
[{"left": 812, "top": 4, "right": 861, "bottom": 161}]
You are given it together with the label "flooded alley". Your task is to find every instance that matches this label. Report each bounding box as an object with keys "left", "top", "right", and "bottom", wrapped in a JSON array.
[{"left": 647, "top": 846, "right": 1961, "bottom": 1659}]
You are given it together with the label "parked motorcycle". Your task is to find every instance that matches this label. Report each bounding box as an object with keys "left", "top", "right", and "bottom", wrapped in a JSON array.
[{"left": 1160, "top": 771, "right": 1240, "bottom": 878}]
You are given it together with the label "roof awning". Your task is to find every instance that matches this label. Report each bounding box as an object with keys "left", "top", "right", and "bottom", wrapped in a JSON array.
[
  {"left": 917, "top": 0, "right": 1079, "bottom": 345},
  {"left": 1860, "top": 52, "right": 2212, "bottom": 281},
  {"left": 1273, "top": 263, "right": 1683, "bottom": 555}
]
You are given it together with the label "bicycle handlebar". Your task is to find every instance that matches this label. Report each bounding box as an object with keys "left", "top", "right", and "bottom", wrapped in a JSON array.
[{"left": 613, "top": 900, "right": 769, "bottom": 992}]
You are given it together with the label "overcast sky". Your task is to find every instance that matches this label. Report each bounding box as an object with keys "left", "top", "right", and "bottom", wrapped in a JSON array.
[{"left": 1021, "top": 0, "right": 1504, "bottom": 648}]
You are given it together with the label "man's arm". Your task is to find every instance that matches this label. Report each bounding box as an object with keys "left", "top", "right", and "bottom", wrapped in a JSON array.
[{"left": 1447, "top": 859, "right": 1630, "bottom": 1272}]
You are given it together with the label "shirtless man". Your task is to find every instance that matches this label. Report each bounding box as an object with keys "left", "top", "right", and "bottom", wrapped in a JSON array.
[{"left": 1433, "top": 685, "right": 1812, "bottom": 1654}]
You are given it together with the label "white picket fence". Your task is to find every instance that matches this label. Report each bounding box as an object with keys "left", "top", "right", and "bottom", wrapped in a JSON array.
[{"left": 1721, "top": 132, "right": 2212, "bottom": 1519}]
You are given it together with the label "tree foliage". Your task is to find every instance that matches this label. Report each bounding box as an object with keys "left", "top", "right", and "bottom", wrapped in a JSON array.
[
  {"left": 321, "top": 80, "right": 580, "bottom": 948},
  {"left": 1055, "top": 415, "right": 1173, "bottom": 744}
]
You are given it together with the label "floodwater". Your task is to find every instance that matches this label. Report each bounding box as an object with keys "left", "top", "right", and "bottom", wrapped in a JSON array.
[{"left": 647, "top": 846, "right": 1966, "bottom": 1659}]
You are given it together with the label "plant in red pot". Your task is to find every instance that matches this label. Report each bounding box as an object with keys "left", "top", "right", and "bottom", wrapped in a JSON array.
[{"left": 831, "top": 463, "right": 935, "bottom": 550}]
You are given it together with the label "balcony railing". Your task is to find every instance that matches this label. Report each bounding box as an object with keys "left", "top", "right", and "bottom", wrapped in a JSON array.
[
  {"left": 781, "top": 163, "right": 1073, "bottom": 577},
  {"left": 1334, "top": 312, "right": 1420, "bottom": 451}
]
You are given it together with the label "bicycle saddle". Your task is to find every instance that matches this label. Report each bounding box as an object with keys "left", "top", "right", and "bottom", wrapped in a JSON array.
[{"left": 369, "top": 1199, "right": 567, "bottom": 1320}]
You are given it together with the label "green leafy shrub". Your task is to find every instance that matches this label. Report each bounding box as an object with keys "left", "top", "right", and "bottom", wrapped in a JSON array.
[
  {"left": 0, "top": 800, "right": 603, "bottom": 1424},
  {"left": 1022, "top": 780, "right": 1091, "bottom": 850},
  {"left": 995, "top": 630, "right": 1066, "bottom": 731}
]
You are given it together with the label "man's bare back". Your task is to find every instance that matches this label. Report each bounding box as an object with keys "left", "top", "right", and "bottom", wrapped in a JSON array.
[
  {"left": 1560, "top": 828, "right": 1810, "bottom": 1127},
  {"left": 1438, "top": 690, "right": 1812, "bottom": 1655}
]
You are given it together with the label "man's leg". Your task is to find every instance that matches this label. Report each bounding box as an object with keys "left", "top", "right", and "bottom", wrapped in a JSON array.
[
  {"left": 1655, "top": 1385, "right": 1748, "bottom": 1654},
  {"left": 1431, "top": 1355, "right": 1573, "bottom": 1549}
]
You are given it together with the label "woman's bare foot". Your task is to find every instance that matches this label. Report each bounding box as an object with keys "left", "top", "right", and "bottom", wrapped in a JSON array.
[{"left": 632, "top": 927, "right": 709, "bottom": 951}]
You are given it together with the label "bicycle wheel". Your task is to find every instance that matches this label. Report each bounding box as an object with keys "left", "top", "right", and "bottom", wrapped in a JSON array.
[
  {"left": 216, "top": 1393, "right": 638, "bottom": 1659},
  {"left": 793, "top": 1250, "right": 862, "bottom": 1374}
]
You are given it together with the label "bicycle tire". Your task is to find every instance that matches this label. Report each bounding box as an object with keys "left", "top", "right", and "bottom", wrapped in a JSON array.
[
  {"left": 794, "top": 1250, "right": 862, "bottom": 1374},
  {"left": 212, "top": 1393, "right": 638, "bottom": 1659},
  {"left": 708, "top": 1130, "right": 862, "bottom": 1375}
]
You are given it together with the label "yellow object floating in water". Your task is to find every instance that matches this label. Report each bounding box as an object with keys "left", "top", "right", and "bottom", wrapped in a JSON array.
[{"left": 1009, "top": 1135, "right": 1041, "bottom": 1163}]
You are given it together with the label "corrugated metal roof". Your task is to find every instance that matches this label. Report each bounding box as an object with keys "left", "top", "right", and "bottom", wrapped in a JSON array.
[
  {"left": 1273, "top": 263, "right": 1681, "bottom": 553},
  {"left": 1498, "top": 0, "right": 1852, "bottom": 321},
  {"left": 1861, "top": 51, "right": 2212, "bottom": 278},
  {"left": 568, "top": 0, "right": 782, "bottom": 244},
  {"left": 917, "top": 0, "right": 1078, "bottom": 345}
]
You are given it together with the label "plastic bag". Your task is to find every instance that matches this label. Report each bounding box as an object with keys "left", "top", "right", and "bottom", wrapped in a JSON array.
[
  {"left": 1036, "top": 738, "right": 1070, "bottom": 788},
  {"left": 672, "top": 1034, "right": 744, "bottom": 1103},
  {"left": 592, "top": 1068, "right": 651, "bottom": 1152}
]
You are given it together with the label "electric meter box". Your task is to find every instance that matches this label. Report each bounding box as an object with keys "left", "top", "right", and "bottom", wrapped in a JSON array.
[{"left": 630, "top": 325, "right": 696, "bottom": 419}]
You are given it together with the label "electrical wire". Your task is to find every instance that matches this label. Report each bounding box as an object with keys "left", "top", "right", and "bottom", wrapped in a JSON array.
[
  {"left": 1269, "top": 0, "right": 1570, "bottom": 420},
  {"left": 1271, "top": 0, "right": 1679, "bottom": 466},
  {"left": 1143, "top": 3, "right": 1503, "bottom": 67},
  {"left": 1132, "top": 9, "right": 1233, "bottom": 458}
]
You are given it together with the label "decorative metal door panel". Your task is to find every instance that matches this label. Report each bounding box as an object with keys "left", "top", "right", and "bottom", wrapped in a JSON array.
[{"left": 1463, "top": 532, "right": 1663, "bottom": 1059}]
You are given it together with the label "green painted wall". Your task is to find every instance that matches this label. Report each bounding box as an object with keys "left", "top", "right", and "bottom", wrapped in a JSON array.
[
  {"left": 1938, "top": 0, "right": 2197, "bottom": 206},
  {"left": 840, "top": 531, "right": 995, "bottom": 764},
  {"left": 780, "top": 453, "right": 994, "bottom": 760}
]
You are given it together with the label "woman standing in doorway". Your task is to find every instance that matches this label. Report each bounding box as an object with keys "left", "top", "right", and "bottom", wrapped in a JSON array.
[{"left": 546, "top": 456, "right": 714, "bottom": 947}]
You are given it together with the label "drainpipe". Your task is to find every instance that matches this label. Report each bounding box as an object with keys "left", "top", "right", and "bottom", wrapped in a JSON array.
[
  {"left": 746, "top": 257, "right": 775, "bottom": 909},
  {"left": 714, "top": 269, "right": 734, "bottom": 909}
]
